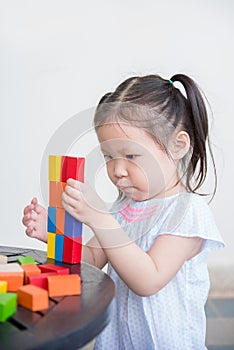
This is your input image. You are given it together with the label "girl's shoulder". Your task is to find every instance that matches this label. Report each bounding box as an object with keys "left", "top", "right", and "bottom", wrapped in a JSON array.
[{"left": 159, "top": 191, "right": 225, "bottom": 251}]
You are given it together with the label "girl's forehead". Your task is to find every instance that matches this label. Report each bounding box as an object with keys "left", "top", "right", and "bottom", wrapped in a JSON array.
[{"left": 96, "top": 123, "right": 148, "bottom": 142}]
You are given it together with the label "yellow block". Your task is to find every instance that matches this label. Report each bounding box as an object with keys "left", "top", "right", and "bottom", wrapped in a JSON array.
[
  {"left": 48, "top": 155, "right": 62, "bottom": 181},
  {"left": 0, "top": 281, "right": 7, "bottom": 293},
  {"left": 47, "top": 232, "right": 56, "bottom": 259}
]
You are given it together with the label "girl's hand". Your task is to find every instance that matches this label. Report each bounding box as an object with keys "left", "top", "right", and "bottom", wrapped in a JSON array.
[
  {"left": 22, "top": 198, "right": 48, "bottom": 243},
  {"left": 62, "top": 178, "right": 108, "bottom": 229}
]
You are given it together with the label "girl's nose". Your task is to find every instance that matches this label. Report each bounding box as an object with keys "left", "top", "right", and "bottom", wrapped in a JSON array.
[{"left": 113, "top": 159, "right": 128, "bottom": 178}]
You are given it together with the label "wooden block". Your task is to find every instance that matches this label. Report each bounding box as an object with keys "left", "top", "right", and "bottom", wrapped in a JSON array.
[
  {"left": 47, "top": 274, "right": 81, "bottom": 297},
  {"left": 48, "top": 155, "right": 62, "bottom": 182},
  {"left": 49, "top": 181, "right": 66, "bottom": 208},
  {"left": 0, "top": 293, "right": 17, "bottom": 322},
  {"left": 63, "top": 236, "right": 82, "bottom": 264},
  {"left": 47, "top": 232, "right": 56, "bottom": 259},
  {"left": 64, "top": 211, "right": 82, "bottom": 238},
  {"left": 0, "top": 263, "right": 24, "bottom": 291},
  {"left": 17, "top": 285, "right": 49, "bottom": 311},
  {"left": 0, "top": 255, "right": 7, "bottom": 264},
  {"left": 28, "top": 272, "right": 57, "bottom": 290},
  {"left": 56, "top": 208, "right": 65, "bottom": 234},
  {"left": 17, "top": 256, "right": 36, "bottom": 265},
  {"left": 61, "top": 156, "right": 85, "bottom": 182},
  {"left": 38, "top": 263, "right": 69, "bottom": 275},
  {"left": 21, "top": 264, "right": 41, "bottom": 283},
  {"left": 48, "top": 206, "right": 56, "bottom": 233},
  {"left": 55, "top": 235, "right": 64, "bottom": 262},
  {"left": 0, "top": 281, "right": 7, "bottom": 293}
]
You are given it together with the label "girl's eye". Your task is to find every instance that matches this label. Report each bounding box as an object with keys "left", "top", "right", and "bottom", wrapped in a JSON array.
[
  {"left": 126, "top": 154, "right": 137, "bottom": 160},
  {"left": 104, "top": 155, "right": 113, "bottom": 161}
]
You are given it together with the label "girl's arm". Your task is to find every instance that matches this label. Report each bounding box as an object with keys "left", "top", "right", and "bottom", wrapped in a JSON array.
[
  {"left": 82, "top": 236, "right": 108, "bottom": 269},
  {"left": 63, "top": 179, "right": 203, "bottom": 297}
]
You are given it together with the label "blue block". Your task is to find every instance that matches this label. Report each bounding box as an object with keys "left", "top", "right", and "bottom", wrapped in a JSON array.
[
  {"left": 55, "top": 234, "right": 64, "bottom": 262},
  {"left": 48, "top": 206, "right": 56, "bottom": 233},
  {"left": 64, "top": 212, "right": 82, "bottom": 238}
]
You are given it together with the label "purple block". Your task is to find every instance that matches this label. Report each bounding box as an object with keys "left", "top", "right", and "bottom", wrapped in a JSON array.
[{"left": 64, "top": 212, "right": 82, "bottom": 237}]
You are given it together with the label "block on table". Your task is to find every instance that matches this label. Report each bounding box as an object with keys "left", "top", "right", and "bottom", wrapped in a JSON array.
[
  {"left": 17, "top": 285, "right": 49, "bottom": 311},
  {"left": 17, "top": 256, "right": 36, "bottom": 265},
  {"left": 21, "top": 264, "right": 41, "bottom": 283},
  {"left": 0, "top": 255, "right": 7, "bottom": 264},
  {"left": 47, "top": 232, "right": 56, "bottom": 259},
  {"left": 47, "top": 274, "right": 81, "bottom": 297},
  {"left": 0, "top": 264, "right": 24, "bottom": 291},
  {"left": 63, "top": 236, "right": 82, "bottom": 264},
  {"left": 0, "top": 281, "right": 7, "bottom": 293},
  {"left": 55, "top": 234, "right": 64, "bottom": 262},
  {"left": 28, "top": 272, "right": 57, "bottom": 290},
  {"left": 0, "top": 293, "right": 17, "bottom": 322},
  {"left": 38, "top": 263, "right": 69, "bottom": 275}
]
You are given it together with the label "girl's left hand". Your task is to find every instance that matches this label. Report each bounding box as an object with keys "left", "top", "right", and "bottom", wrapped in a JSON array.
[{"left": 62, "top": 178, "right": 108, "bottom": 228}]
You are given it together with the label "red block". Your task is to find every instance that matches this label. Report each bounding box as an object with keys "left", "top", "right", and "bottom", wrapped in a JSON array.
[
  {"left": 63, "top": 236, "right": 82, "bottom": 264},
  {"left": 61, "top": 156, "right": 85, "bottom": 182},
  {"left": 38, "top": 264, "right": 69, "bottom": 275},
  {"left": 28, "top": 272, "right": 57, "bottom": 290}
]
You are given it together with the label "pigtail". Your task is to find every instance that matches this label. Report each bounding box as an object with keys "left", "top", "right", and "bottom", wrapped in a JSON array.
[{"left": 170, "top": 74, "right": 217, "bottom": 198}]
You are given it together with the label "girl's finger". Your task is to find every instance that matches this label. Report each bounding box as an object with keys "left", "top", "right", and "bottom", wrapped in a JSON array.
[
  {"left": 23, "top": 204, "right": 34, "bottom": 215},
  {"left": 62, "top": 192, "right": 80, "bottom": 210},
  {"left": 67, "top": 178, "right": 83, "bottom": 190},
  {"left": 65, "top": 185, "right": 82, "bottom": 201}
]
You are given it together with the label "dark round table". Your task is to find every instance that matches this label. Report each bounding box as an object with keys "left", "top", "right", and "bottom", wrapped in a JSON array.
[{"left": 0, "top": 246, "right": 115, "bottom": 350}]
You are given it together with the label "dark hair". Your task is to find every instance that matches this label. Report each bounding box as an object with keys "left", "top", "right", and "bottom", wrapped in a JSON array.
[{"left": 94, "top": 74, "right": 217, "bottom": 199}]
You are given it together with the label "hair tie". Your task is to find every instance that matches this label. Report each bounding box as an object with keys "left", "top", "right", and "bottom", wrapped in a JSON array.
[{"left": 169, "top": 79, "right": 174, "bottom": 85}]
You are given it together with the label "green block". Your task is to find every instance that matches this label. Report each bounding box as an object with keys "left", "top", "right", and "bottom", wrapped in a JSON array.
[
  {"left": 17, "top": 256, "right": 36, "bottom": 265},
  {"left": 0, "top": 293, "right": 17, "bottom": 322}
]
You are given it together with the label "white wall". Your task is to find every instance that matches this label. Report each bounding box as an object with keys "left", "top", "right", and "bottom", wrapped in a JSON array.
[{"left": 0, "top": 0, "right": 233, "bottom": 268}]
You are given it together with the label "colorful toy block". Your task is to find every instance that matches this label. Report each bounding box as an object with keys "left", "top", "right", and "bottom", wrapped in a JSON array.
[
  {"left": 61, "top": 156, "right": 85, "bottom": 182},
  {"left": 0, "top": 293, "right": 17, "bottom": 322},
  {"left": 28, "top": 272, "right": 57, "bottom": 290},
  {"left": 55, "top": 234, "right": 64, "bottom": 262},
  {"left": 47, "top": 232, "right": 56, "bottom": 259},
  {"left": 17, "top": 256, "right": 36, "bottom": 265},
  {"left": 0, "top": 255, "right": 7, "bottom": 264},
  {"left": 56, "top": 208, "right": 65, "bottom": 234},
  {"left": 47, "top": 274, "right": 81, "bottom": 297},
  {"left": 49, "top": 181, "right": 66, "bottom": 208},
  {"left": 38, "top": 263, "right": 69, "bottom": 275},
  {"left": 63, "top": 236, "right": 82, "bottom": 264},
  {"left": 0, "top": 263, "right": 24, "bottom": 291},
  {"left": 0, "top": 281, "right": 7, "bottom": 293},
  {"left": 48, "top": 155, "right": 62, "bottom": 182},
  {"left": 21, "top": 264, "right": 41, "bottom": 283},
  {"left": 17, "top": 285, "right": 49, "bottom": 311},
  {"left": 47, "top": 155, "right": 85, "bottom": 264}
]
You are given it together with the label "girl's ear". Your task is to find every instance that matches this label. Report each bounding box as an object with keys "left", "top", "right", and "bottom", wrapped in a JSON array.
[{"left": 170, "top": 131, "right": 190, "bottom": 160}]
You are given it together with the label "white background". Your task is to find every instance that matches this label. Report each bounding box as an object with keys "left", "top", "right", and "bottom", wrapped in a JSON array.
[{"left": 0, "top": 0, "right": 233, "bottom": 269}]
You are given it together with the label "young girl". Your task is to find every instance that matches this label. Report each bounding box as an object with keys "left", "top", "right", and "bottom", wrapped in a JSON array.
[{"left": 22, "top": 74, "right": 224, "bottom": 349}]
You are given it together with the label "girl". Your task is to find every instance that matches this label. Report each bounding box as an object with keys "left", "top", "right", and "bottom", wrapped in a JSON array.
[{"left": 22, "top": 74, "right": 224, "bottom": 349}]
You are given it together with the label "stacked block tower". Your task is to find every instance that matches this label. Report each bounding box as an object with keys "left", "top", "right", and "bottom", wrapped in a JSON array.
[{"left": 47, "top": 155, "right": 85, "bottom": 264}]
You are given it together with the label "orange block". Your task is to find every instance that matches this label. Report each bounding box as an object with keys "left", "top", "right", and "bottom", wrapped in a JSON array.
[
  {"left": 21, "top": 264, "right": 41, "bottom": 283},
  {"left": 49, "top": 181, "right": 66, "bottom": 208},
  {"left": 47, "top": 274, "right": 81, "bottom": 297},
  {"left": 17, "top": 284, "right": 49, "bottom": 311},
  {"left": 56, "top": 207, "right": 65, "bottom": 234},
  {"left": 0, "top": 264, "right": 24, "bottom": 292}
]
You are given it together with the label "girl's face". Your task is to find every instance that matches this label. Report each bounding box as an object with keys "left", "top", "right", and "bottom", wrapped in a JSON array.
[{"left": 97, "top": 123, "right": 180, "bottom": 201}]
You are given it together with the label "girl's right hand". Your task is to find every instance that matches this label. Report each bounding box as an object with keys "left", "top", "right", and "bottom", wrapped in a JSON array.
[{"left": 22, "top": 198, "right": 48, "bottom": 243}]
